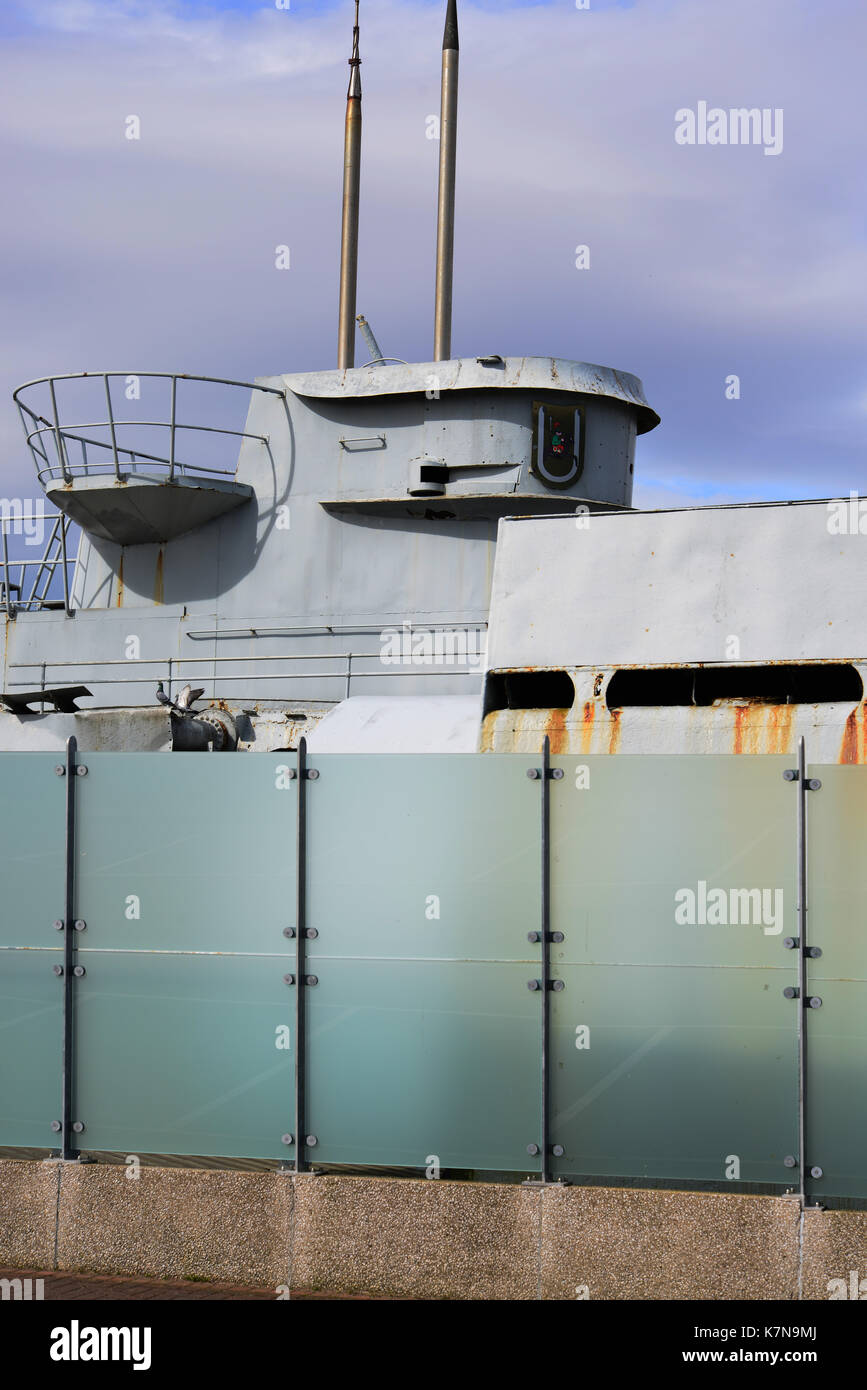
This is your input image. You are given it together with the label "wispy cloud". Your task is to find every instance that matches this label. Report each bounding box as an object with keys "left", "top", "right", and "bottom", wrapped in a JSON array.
[{"left": 1, "top": 0, "right": 865, "bottom": 506}]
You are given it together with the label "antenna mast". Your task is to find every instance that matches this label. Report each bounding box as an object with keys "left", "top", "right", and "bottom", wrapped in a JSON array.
[
  {"left": 434, "top": 0, "right": 459, "bottom": 361},
  {"left": 337, "top": 0, "right": 362, "bottom": 369}
]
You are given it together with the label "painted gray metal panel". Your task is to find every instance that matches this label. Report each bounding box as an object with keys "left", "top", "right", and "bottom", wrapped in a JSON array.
[
  {"left": 7, "top": 359, "right": 647, "bottom": 712},
  {"left": 486, "top": 501, "right": 865, "bottom": 670},
  {"left": 281, "top": 356, "right": 659, "bottom": 434}
]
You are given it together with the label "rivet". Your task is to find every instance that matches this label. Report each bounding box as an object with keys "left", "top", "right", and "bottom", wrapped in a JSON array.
[
  {"left": 527, "top": 931, "right": 541, "bottom": 943},
  {"left": 76, "top": 765, "right": 88, "bottom": 777},
  {"left": 783, "top": 937, "right": 799, "bottom": 950},
  {"left": 526, "top": 768, "right": 540, "bottom": 780},
  {"left": 281, "top": 1134, "right": 294, "bottom": 1146},
  {"left": 550, "top": 768, "right": 564, "bottom": 780},
  {"left": 808, "top": 779, "right": 822, "bottom": 791},
  {"left": 550, "top": 979, "right": 565, "bottom": 992},
  {"left": 305, "top": 975, "right": 318, "bottom": 987},
  {"left": 551, "top": 931, "right": 565, "bottom": 944},
  {"left": 283, "top": 973, "right": 295, "bottom": 986},
  {"left": 53, "top": 920, "right": 64, "bottom": 932},
  {"left": 527, "top": 979, "right": 541, "bottom": 991},
  {"left": 783, "top": 987, "right": 799, "bottom": 999},
  {"left": 305, "top": 928, "right": 318, "bottom": 940},
  {"left": 50, "top": 1121, "right": 62, "bottom": 1133},
  {"left": 782, "top": 769, "right": 797, "bottom": 782},
  {"left": 807, "top": 946, "right": 822, "bottom": 959},
  {"left": 283, "top": 927, "right": 296, "bottom": 939},
  {"left": 74, "top": 920, "right": 86, "bottom": 932},
  {"left": 810, "top": 1166, "right": 823, "bottom": 1179},
  {"left": 306, "top": 769, "right": 319, "bottom": 781},
  {"left": 73, "top": 965, "right": 86, "bottom": 978},
  {"left": 526, "top": 1144, "right": 540, "bottom": 1156},
  {"left": 53, "top": 965, "right": 63, "bottom": 976},
  {"left": 305, "top": 1135, "right": 318, "bottom": 1147},
  {"left": 783, "top": 1155, "right": 797, "bottom": 1168},
  {"left": 72, "top": 1122, "right": 85, "bottom": 1134},
  {"left": 54, "top": 766, "right": 65, "bottom": 777},
  {"left": 808, "top": 996, "right": 823, "bottom": 1009},
  {"left": 552, "top": 1144, "right": 565, "bottom": 1158}
]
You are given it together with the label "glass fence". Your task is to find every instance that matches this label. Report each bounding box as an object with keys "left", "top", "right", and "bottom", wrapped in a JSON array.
[{"left": 0, "top": 749, "right": 860, "bottom": 1202}]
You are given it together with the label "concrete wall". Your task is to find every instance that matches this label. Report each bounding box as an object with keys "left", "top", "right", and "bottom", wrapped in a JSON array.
[{"left": 2, "top": 1159, "right": 865, "bottom": 1299}]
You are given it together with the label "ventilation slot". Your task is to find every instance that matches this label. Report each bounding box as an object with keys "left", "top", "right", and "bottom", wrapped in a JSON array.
[
  {"left": 605, "top": 664, "right": 863, "bottom": 708},
  {"left": 485, "top": 670, "right": 575, "bottom": 712}
]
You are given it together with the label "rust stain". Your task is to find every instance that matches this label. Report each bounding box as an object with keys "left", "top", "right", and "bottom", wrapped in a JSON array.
[
  {"left": 607, "top": 706, "right": 622, "bottom": 755},
  {"left": 580, "top": 700, "right": 596, "bottom": 755},
  {"left": 769, "top": 703, "right": 795, "bottom": 755},
  {"left": 733, "top": 705, "right": 748, "bottom": 756},
  {"left": 840, "top": 707, "right": 861, "bottom": 764},
  {"left": 545, "top": 707, "right": 569, "bottom": 755},
  {"left": 479, "top": 717, "right": 495, "bottom": 753},
  {"left": 116, "top": 553, "right": 123, "bottom": 608},
  {"left": 154, "top": 548, "right": 164, "bottom": 605},
  {"left": 731, "top": 703, "right": 798, "bottom": 756}
]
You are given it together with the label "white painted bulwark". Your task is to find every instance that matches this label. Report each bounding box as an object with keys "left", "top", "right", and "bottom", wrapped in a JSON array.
[
  {"left": 487, "top": 500, "right": 865, "bottom": 670},
  {"left": 307, "top": 696, "right": 481, "bottom": 753}
]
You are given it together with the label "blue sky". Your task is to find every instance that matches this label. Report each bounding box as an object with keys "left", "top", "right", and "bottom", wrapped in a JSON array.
[{"left": 0, "top": 0, "right": 865, "bottom": 509}]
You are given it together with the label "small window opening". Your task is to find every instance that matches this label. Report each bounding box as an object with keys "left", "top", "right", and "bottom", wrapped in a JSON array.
[
  {"left": 605, "top": 664, "right": 863, "bottom": 708},
  {"left": 485, "top": 670, "right": 575, "bottom": 713}
]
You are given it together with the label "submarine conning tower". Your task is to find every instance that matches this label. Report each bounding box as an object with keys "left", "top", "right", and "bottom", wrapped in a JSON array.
[
  {"left": 1, "top": 0, "right": 661, "bottom": 752},
  {"left": 4, "top": 356, "right": 658, "bottom": 745}
]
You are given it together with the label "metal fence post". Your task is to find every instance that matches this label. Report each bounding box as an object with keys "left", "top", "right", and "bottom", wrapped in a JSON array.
[
  {"left": 293, "top": 736, "right": 320, "bottom": 1173},
  {"left": 783, "top": 736, "right": 823, "bottom": 1208},
  {"left": 524, "top": 735, "right": 566, "bottom": 1186},
  {"left": 59, "top": 736, "right": 78, "bottom": 1160}
]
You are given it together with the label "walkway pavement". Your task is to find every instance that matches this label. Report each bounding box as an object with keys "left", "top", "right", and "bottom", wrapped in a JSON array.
[{"left": 0, "top": 1267, "right": 392, "bottom": 1300}]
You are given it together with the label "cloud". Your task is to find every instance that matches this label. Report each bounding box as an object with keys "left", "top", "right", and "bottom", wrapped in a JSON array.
[{"left": 1, "top": 0, "right": 865, "bottom": 504}]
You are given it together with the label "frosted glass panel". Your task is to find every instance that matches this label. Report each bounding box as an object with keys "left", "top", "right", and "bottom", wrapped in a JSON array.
[
  {"left": 805, "top": 766, "right": 867, "bottom": 1198},
  {"left": 74, "top": 952, "right": 293, "bottom": 1158},
  {"left": 305, "top": 756, "right": 541, "bottom": 1170},
  {"left": 549, "top": 756, "right": 797, "bottom": 1185}
]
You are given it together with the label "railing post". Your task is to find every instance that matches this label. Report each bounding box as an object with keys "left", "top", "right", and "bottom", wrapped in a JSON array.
[
  {"left": 1, "top": 523, "right": 11, "bottom": 618},
  {"left": 169, "top": 377, "right": 178, "bottom": 481},
  {"left": 48, "top": 379, "right": 72, "bottom": 484},
  {"left": 103, "top": 374, "right": 120, "bottom": 479},
  {"left": 60, "top": 515, "right": 73, "bottom": 617}
]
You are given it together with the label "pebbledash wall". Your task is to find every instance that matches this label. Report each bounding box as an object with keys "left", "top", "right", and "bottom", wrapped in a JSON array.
[{"left": 1, "top": 745, "right": 867, "bottom": 1297}]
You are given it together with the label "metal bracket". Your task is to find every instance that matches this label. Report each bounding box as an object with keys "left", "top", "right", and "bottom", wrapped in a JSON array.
[
  {"left": 339, "top": 434, "right": 386, "bottom": 450},
  {"left": 783, "top": 768, "right": 822, "bottom": 791}
]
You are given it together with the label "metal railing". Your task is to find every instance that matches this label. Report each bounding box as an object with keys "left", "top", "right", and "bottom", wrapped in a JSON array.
[
  {"left": 13, "top": 372, "right": 286, "bottom": 487},
  {"left": 8, "top": 635, "right": 488, "bottom": 703},
  {"left": 0, "top": 512, "right": 78, "bottom": 617}
]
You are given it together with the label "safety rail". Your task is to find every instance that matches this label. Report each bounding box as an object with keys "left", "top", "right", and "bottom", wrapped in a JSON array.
[
  {"left": 13, "top": 373, "right": 286, "bottom": 487},
  {"left": 9, "top": 638, "right": 488, "bottom": 702},
  {"left": 0, "top": 512, "right": 77, "bottom": 617}
]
